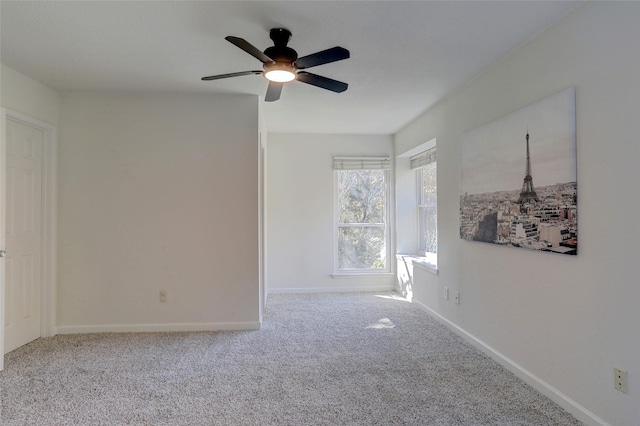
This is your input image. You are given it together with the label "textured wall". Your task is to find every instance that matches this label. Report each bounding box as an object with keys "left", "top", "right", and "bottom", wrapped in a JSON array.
[{"left": 57, "top": 93, "right": 260, "bottom": 330}]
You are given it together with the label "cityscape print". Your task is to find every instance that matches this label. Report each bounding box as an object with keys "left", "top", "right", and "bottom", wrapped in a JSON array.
[{"left": 459, "top": 88, "right": 577, "bottom": 255}]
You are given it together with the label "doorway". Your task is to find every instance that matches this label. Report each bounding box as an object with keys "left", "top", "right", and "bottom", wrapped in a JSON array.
[{"left": 1, "top": 110, "right": 57, "bottom": 365}]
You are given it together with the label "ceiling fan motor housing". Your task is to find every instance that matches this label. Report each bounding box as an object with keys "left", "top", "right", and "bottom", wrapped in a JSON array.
[
  {"left": 265, "top": 28, "right": 298, "bottom": 63},
  {"left": 270, "top": 28, "right": 292, "bottom": 47}
]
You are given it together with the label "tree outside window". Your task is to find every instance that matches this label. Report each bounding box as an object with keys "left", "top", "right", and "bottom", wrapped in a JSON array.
[
  {"left": 418, "top": 161, "right": 437, "bottom": 256},
  {"left": 336, "top": 169, "right": 389, "bottom": 271}
]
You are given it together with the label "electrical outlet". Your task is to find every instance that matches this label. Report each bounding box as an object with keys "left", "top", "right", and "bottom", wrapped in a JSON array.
[
  {"left": 159, "top": 291, "right": 167, "bottom": 303},
  {"left": 614, "top": 368, "right": 627, "bottom": 393},
  {"left": 444, "top": 287, "right": 449, "bottom": 300},
  {"left": 455, "top": 291, "right": 460, "bottom": 305}
]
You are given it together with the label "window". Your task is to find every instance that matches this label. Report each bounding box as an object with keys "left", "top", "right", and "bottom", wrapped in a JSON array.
[
  {"left": 334, "top": 157, "right": 390, "bottom": 273},
  {"left": 412, "top": 148, "right": 437, "bottom": 262}
]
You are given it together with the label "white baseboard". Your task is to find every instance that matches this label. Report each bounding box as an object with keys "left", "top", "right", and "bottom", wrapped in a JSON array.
[
  {"left": 412, "top": 298, "right": 609, "bottom": 426},
  {"left": 55, "top": 321, "right": 260, "bottom": 335},
  {"left": 268, "top": 285, "right": 394, "bottom": 294}
]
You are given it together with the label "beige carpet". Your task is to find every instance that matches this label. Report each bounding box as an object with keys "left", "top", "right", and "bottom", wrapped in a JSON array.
[{"left": 0, "top": 292, "right": 582, "bottom": 425}]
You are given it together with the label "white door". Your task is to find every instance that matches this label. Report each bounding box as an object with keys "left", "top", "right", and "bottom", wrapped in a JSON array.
[{"left": 3, "top": 118, "right": 43, "bottom": 353}]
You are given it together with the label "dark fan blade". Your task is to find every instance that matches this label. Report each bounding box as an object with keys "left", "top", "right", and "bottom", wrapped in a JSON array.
[
  {"left": 294, "top": 46, "right": 350, "bottom": 69},
  {"left": 265, "top": 82, "right": 283, "bottom": 102},
  {"left": 201, "top": 70, "right": 262, "bottom": 81},
  {"left": 297, "top": 71, "right": 348, "bottom": 93},
  {"left": 225, "top": 36, "right": 274, "bottom": 63}
]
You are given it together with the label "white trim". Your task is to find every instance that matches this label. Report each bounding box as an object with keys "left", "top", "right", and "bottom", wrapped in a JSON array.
[
  {"left": 56, "top": 321, "right": 261, "bottom": 335},
  {"left": 331, "top": 272, "right": 395, "bottom": 279},
  {"left": 412, "top": 298, "right": 609, "bottom": 426},
  {"left": 4, "top": 110, "right": 57, "bottom": 340},
  {"left": 258, "top": 131, "right": 265, "bottom": 323},
  {"left": 0, "top": 108, "right": 6, "bottom": 369},
  {"left": 268, "top": 285, "right": 394, "bottom": 294}
]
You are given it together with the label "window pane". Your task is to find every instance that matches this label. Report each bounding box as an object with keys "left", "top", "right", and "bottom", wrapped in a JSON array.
[
  {"left": 419, "top": 206, "right": 437, "bottom": 253},
  {"left": 422, "top": 162, "right": 437, "bottom": 206},
  {"left": 419, "top": 161, "right": 437, "bottom": 256},
  {"left": 338, "top": 226, "right": 386, "bottom": 269},
  {"left": 338, "top": 170, "right": 385, "bottom": 224}
]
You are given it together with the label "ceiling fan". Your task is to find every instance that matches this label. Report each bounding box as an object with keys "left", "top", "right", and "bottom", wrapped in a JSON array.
[{"left": 201, "top": 28, "right": 350, "bottom": 102}]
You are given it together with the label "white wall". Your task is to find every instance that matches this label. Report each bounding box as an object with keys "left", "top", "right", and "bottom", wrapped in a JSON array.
[
  {"left": 266, "top": 133, "right": 395, "bottom": 293},
  {"left": 57, "top": 93, "right": 261, "bottom": 331},
  {"left": 394, "top": 3, "right": 639, "bottom": 425},
  {"left": 1, "top": 64, "right": 60, "bottom": 126}
]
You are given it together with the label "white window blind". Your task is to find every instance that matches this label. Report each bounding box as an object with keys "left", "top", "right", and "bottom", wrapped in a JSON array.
[
  {"left": 333, "top": 157, "right": 391, "bottom": 170},
  {"left": 410, "top": 148, "right": 436, "bottom": 170}
]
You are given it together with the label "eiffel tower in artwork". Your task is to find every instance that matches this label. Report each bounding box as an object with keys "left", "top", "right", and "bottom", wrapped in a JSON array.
[{"left": 517, "top": 131, "right": 539, "bottom": 204}]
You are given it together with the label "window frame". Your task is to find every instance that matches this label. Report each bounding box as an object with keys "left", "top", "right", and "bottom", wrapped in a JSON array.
[
  {"left": 334, "top": 168, "right": 391, "bottom": 274},
  {"left": 417, "top": 162, "right": 437, "bottom": 257}
]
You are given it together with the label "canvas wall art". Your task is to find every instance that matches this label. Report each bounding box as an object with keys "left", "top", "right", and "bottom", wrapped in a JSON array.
[{"left": 459, "top": 87, "right": 577, "bottom": 255}]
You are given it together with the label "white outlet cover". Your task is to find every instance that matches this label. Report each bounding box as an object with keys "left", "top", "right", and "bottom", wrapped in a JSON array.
[{"left": 615, "top": 368, "right": 628, "bottom": 393}]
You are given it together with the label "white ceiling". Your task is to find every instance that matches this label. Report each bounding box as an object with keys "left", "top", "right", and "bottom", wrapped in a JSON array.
[{"left": 0, "top": 1, "right": 580, "bottom": 134}]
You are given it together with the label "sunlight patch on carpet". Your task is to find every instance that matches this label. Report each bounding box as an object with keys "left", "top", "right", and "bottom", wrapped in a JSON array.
[{"left": 366, "top": 317, "right": 395, "bottom": 329}]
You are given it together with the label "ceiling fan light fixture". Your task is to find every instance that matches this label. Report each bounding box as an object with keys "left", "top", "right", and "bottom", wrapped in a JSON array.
[{"left": 264, "top": 62, "right": 296, "bottom": 83}]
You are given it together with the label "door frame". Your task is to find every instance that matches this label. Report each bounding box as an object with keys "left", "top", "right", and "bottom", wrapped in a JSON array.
[{"left": 1, "top": 109, "right": 57, "bottom": 367}]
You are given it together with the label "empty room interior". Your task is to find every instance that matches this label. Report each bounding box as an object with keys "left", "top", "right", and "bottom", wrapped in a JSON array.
[{"left": 1, "top": 1, "right": 638, "bottom": 425}]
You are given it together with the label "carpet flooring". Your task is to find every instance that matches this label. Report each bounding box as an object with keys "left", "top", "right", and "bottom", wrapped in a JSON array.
[{"left": 1, "top": 292, "right": 583, "bottom": 425}]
